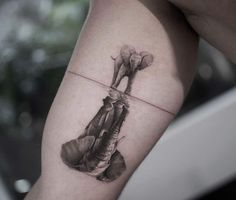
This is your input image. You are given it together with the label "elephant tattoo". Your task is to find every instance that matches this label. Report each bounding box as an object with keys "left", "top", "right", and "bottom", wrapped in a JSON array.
[
  {"left": 111, "top": 45, "right": 154, "bottom": 94},
  {"left": 61, "top": 45, "right": 154, "bottom": 182}
]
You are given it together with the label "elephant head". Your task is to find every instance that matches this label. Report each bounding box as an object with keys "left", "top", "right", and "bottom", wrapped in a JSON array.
[
  {"left": 120, "top": 45, "right": 136, "bottom": 67},
  {"left": 111, "top": 45, "right": 154, "bottom": 94}
]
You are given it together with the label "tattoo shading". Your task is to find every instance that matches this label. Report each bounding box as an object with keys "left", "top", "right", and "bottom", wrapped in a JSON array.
[{"left": 61, "top": 45, "right": 154, "bottom": 182}]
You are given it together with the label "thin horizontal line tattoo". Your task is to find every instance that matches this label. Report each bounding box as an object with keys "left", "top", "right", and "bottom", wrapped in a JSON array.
[
  {"left": 61, "top": 45, "right": 174, "bottom": 183},
  {"left": 67, "top": 70, "right": 175, "bottom": 116}
]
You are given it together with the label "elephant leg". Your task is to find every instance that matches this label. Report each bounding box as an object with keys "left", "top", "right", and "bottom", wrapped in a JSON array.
[
  {"left": 124, "top": 72, "right": 136, "bottom": 94},
  {"left": 111, "top": 55, "right": 123, "bottom": 87},
  {"left": 84, "top": 106, "right": 108, "bottom": 138},
  {"left": 85, "top": 95, "right": 116, "bottom": 138},
  {"left": 112, "top": 65, "right": 127, "bottom": 89},
  {"left": 96, "top": 150, "right": 126, "bottom": 182}
]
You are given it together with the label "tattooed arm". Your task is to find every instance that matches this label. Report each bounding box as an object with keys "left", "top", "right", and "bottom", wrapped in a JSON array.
[
  {"left": 168, "top": 0, "right": 236, "bottom": 63},
  {"left": 25, "top": 0, "right": 198, "bottom": 199}
]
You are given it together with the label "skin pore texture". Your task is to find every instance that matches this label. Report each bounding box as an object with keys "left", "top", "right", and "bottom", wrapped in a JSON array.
[{"left": 25, "top": 0, "right": 198, "bottom": 200}]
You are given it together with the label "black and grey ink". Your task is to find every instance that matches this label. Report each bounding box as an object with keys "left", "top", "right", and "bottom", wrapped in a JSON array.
[
  {"left": 61, "top": 45, "right": 154, "bottom": 182},
  {"left": 61, "top": 91, "right": 128, "bottom": 182},
  {"left": 111, "top": 45, "right": 153, "bottom": 94}
]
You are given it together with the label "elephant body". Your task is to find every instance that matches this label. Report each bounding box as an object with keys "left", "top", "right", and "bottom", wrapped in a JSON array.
[{"left": 111, "top": 45, "right": 154, "bottom": 94}]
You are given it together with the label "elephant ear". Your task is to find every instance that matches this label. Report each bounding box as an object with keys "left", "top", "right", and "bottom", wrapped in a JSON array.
[
  {"left": 120, "top": 45, "right": 136, "bottom": 66},
  {"left": 139, "top": 51, "right": 154, "bottom": 70}
]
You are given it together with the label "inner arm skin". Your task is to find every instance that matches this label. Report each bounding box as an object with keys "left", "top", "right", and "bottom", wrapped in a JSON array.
[
  {"left": 168, "top": 0, "right": 236, "bottom": 63},
  {"left": 25, "top": 0, "right": 198, "bottom": 200}
]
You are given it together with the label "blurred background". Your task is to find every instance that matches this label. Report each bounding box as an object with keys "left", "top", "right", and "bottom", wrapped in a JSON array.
[{"left": 0, "top": 0, "right": 235, "bottom": 200}]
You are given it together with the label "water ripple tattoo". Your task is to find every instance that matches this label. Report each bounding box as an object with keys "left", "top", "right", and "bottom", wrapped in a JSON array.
[{"left": 61, "top": 45, "right": 154, "bottom": 182}]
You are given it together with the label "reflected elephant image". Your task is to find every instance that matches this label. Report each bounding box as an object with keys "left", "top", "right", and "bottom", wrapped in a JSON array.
[
  {"left": 111, "top": 45, "right": 154, "bottom": 94},
  {"left": 61, "top": 90, "right": 129, "bottom": 182}
]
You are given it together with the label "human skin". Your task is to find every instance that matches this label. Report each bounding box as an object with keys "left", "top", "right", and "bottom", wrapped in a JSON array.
[
  {"left": 169, "top": 0, "right": 236, "bottom": 63},
  {"left": 25, "top": 0, "right": 198, "bottom": 199}
]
